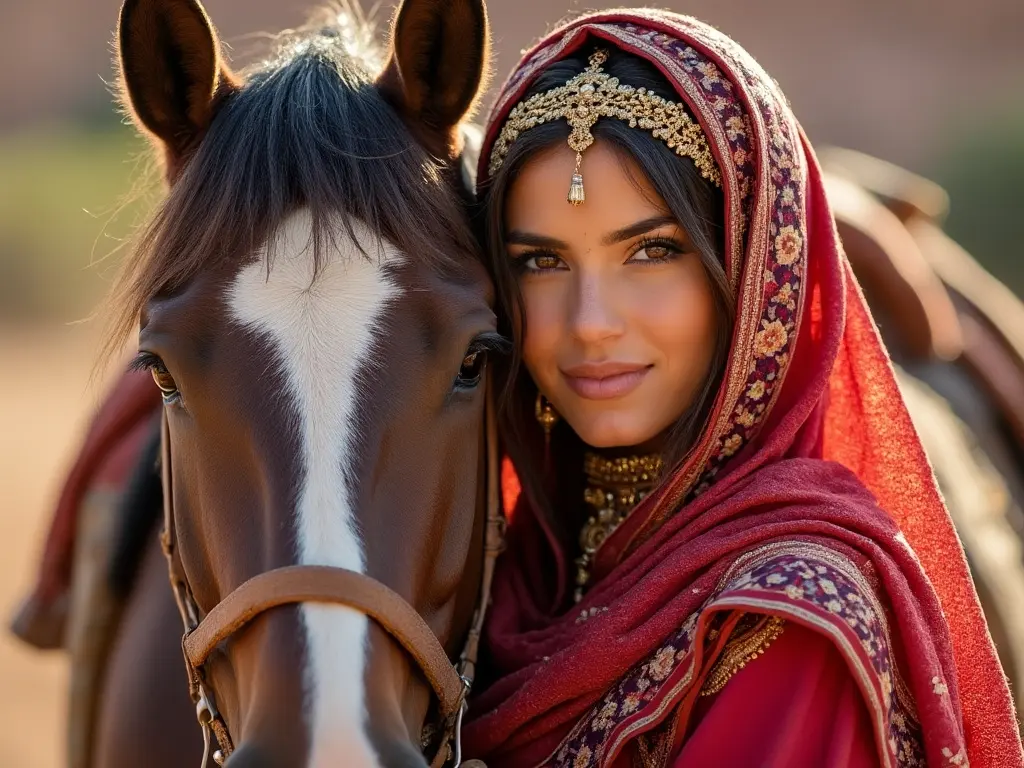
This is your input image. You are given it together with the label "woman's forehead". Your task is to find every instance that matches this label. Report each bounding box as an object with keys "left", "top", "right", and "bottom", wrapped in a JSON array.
[{"left": 505, "top": 141, "right": 673, "bottom": 240}]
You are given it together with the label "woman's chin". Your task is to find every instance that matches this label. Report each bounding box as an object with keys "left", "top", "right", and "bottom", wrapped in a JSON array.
[{"left": 566, "top": 414, "right": 660, "bottom": 451}]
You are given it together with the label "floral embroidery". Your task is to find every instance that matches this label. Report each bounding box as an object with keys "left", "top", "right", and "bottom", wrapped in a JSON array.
[
  {"left": 573, "top": 745, "right": 592, "bottom": 768},
  {"left": 547, "top": 609, "right": 701, "bottom": 767},
  {"left": 933, "top": 676, "right": 949, "bottom": 696},
  {"left": 774, "top": 281, "right": 795, "bottom": 309},
  {"left": 593, "top": 699, "right": 619, "bottom": 730},
  {"left": 721, "top": 546, "right": 927, "bottom": 766},
  {"left": 721, "top": 434, "right": 743, "bottom": 457},
  {"left": 621, "top": 692, "right": 642, "bottom": 715},
  {"left": 649, "top": 646, "right": 676, "bottom": 681},
  {"left": 725, "top": 114, "right": 747, "bottom": 140},
  {"left": 694, "top": 61, "right": 723, "bottom": 88},
  {"left": 735, "top": 408, "right": 756, "bottom": 428},
  {"left": 544, "top": 544, "right": 927, "bottom": 767},
  {"left": 754, "top": 319, "right": 788, "bottom": 358},
  {"left": 775, "top": 225, "right": 803, "bottom": 265},
  {"left": 941, "top": 746, "right": 968, "bottom": 766}
]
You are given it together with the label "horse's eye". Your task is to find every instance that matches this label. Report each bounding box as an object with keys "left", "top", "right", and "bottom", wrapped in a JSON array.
[
  {"left": 454, "top": 350, "right": 486, "bottom": 391},
  {"left": 151, "top": 363, "right": 178, "bottom": 397}
]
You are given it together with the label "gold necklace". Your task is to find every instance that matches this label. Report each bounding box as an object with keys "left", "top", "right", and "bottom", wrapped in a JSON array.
[{"left": 574, "top": 452, "right": 663, "bottom": 602}]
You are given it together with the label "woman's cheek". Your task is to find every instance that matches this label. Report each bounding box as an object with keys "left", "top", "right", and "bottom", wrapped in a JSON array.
[
  {"left": 627, "top": 278, "right": 685, "bottom": 333},
  {"left": 638, "top": 271, "right": 717, "bottom": 369},
  {"left": 520, "top": 285, "right": 563, "bottom": 370}
]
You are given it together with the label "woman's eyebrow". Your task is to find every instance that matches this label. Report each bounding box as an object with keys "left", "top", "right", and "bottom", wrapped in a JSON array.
[
  {"left": 601, "top": 215, "right": 676, "bottom": 246},
  {"left": 505, "top": 230, "right": 570, "bottom": 249}
]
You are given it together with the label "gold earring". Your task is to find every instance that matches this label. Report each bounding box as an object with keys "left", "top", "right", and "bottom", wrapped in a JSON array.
[{"left": 535, "top": 392, "right": 559, "bottom": 443}]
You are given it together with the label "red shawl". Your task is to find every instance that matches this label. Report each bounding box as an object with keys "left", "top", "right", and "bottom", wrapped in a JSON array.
[{"left": 465, "top": 11, "right": 1021, "bottom": 767}]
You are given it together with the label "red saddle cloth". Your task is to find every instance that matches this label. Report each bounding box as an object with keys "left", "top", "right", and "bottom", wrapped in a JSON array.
[{"left": 9, "top": 370, "right": 161, "bottom": 650}]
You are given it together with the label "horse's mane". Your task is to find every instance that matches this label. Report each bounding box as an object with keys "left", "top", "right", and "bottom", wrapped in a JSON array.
[{"left": 103, "top": 4, "right": 475, "bottom": 363}]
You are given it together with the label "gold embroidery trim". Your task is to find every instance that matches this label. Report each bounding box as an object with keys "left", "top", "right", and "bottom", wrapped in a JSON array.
[
  {"left": 634, "top": 712, "right": 679, "bottom": 768},
  {"left": 699, "top": 615, "right": 785, "bottom": 697}
]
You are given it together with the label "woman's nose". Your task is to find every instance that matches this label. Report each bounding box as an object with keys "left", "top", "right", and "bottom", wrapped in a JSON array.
[{"left": 569, "top": 273, "right": 625, "bottom": 344}]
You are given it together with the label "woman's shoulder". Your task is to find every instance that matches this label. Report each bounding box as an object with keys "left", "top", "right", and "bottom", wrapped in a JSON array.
[
  {"left": 709, "top": 540, "right": 888, "bottom": 638},
  {"left": 553, "top": 541, "right": 933, "bottom": 767},
  {"left": 676, "top": 541, "right": 928, "bottom": 766}
]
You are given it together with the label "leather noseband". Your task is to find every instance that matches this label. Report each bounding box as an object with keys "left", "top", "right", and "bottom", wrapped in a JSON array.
[{"left": 159, "top": 387, "right": 504, "bottom": 767}]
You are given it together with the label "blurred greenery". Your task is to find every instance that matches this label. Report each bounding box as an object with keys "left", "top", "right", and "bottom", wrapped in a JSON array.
[
  {"left": 0, "top": 124, "right": 156, "bottom": 322},
  {"left": 933, "top": 107, "right": 1024, "bottom": 299}
]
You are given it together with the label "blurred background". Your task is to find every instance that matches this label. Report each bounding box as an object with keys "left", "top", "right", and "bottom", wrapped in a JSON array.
[{"left": 1, "top": 0, "right": 1022, "bottom": 765}]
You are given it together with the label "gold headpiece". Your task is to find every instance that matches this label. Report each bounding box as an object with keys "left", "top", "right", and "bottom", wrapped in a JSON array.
[{"left": 488, "top": 49, "right": 722, "bottom": 206}]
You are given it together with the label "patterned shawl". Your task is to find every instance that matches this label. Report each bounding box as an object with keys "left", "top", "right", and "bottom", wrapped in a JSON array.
[{"left": 465, "top": 10, "right": 1021, "bottom": 767}]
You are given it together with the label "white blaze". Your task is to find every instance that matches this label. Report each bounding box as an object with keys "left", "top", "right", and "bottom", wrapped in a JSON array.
[{"left": 229, "top": 210, "right": 401, "bottom": 767}]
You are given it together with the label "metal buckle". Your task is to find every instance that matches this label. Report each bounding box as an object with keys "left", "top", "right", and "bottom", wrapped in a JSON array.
[
  {"left": 196, "top": 692, "right": 213, "bottom": 768},
  {"left": 196, "top": 686, "right": 228, "bottom": 766},
  {"left": 451, "top": 701, "right": 468, "bottom": 768},
  {"left": 449, "top": 674, "right": 473, "bottom": 767}
]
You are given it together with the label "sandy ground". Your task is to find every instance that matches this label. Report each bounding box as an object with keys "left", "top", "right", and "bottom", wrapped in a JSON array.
[{"left": 0, "top": 323, "right": 119, "bottom": 768}]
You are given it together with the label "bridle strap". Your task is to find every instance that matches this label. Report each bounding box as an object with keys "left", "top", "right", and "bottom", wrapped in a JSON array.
[
  {"left": 183, "top": 565, "right": 467, "bottom": 716},
  {"left": 457, "top": 386, "right": 505, "bottom": 690}
]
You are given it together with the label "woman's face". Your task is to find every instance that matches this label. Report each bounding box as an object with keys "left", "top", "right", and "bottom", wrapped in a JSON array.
[{"left": 505, "top": 141, "right": 718, "bottom": 449}]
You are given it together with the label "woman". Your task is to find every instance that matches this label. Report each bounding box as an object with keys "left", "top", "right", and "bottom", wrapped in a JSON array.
[{"left": 464, "top": 10, "right": 1022, "bottom": 767}]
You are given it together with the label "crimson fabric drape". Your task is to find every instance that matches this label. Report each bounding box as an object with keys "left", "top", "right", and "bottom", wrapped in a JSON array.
[{"left": 465, "top": 10, "right": 1021, "bottom": 767}]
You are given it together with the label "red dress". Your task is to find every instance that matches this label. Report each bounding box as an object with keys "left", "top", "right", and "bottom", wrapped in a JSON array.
[{"left": 662, "top": 620, "right": 877, "bottom": 767}]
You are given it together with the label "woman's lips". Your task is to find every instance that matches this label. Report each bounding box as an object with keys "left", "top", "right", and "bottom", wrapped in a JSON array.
[{"left": 561, "top": 363, "right": 652, "bottom": 400}]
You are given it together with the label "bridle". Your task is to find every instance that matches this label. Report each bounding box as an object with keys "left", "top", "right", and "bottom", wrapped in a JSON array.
[{"left": 158, "top": 385, "right": 504, "bottom": 767}]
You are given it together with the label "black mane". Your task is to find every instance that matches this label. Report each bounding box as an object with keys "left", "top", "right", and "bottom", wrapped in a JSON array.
[{"left": 107, "top": 14, "right": 475, "bottom": 356}]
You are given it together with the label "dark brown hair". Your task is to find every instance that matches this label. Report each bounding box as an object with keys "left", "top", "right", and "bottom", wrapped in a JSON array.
[{"left": 478, "top": 45, "right": 735, "bottom": 544}]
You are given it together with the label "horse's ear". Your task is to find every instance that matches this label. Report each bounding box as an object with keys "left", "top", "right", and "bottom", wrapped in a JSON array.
[
  {"left": 376, "top": 0, "right": 491, "bottom": 161},
  {"left": 116, "top": 0, "right": 238, "bottom": 174}
]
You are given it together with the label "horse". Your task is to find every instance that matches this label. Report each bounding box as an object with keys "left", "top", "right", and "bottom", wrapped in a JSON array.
[{"left": 66, "top": 0, "right": 497, "bottom": 765}]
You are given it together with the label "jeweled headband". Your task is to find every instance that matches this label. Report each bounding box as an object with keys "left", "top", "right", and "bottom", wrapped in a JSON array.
[{"left": 487, "top": 49, "right": 722, "bottom": 206}]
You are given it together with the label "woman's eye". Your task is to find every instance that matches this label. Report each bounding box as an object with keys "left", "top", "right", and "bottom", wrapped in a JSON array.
[
  {"left": 631, "top": 243, "right": 676, "bottom": 262},
  {"left": 454, "top": 350, "right": 486, "bottom": 391},
  {"left": 521, "top": 253, "right": 565, "bottom": 272}
]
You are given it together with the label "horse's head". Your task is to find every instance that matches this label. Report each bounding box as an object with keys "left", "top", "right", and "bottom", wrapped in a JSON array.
[{"left": 112, "top": 0, "right": 494, "bottom": 764}]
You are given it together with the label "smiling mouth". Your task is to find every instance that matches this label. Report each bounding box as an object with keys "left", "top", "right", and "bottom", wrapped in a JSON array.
[{"left": 561, "top": 364, "right": 653, "bottom": 400}]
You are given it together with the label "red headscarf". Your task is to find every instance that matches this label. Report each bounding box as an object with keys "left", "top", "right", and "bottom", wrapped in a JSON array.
[{"left": 465, "top": 10, "right": 1021, "bottom": 767}]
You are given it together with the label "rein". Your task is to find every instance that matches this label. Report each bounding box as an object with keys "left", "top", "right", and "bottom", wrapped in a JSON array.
[{"left": 158, "top": 386, "right": 504, "bottom": 767}]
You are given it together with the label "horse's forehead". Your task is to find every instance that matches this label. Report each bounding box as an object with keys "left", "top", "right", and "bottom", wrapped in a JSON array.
[
  {"left": 227, "top": 208, "right": 400, "bottom": 767},
  {"left": 228, "top": 209, "right": 407, "bottom": 391}
]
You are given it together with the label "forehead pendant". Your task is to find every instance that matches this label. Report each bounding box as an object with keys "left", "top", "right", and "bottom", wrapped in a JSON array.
[{"left": 488, "top": 49, "right": 722, "bottom": 207}]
